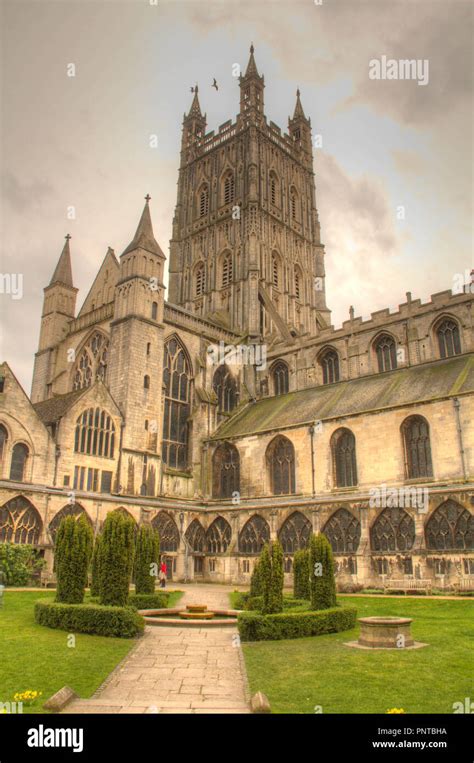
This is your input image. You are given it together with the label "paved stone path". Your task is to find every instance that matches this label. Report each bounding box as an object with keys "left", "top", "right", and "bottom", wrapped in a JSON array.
[{"left": 63, "top": 584, "right": 250, "bottom": 714}]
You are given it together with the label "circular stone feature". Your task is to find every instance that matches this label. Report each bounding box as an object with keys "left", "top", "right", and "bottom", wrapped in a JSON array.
[
  {"left": 186, "top": 605, "right": 208, "bottom": 613},
  {"left": 358, "top": 616, "right": 414, "bottom": 648},
  {"left": 179, "top": 611, "right": 215, "bottom": 620}
]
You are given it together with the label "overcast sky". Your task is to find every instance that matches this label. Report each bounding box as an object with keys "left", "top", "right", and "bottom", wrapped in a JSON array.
[{"left": 1, "top": 0, "right": 472, "bottom": 393}]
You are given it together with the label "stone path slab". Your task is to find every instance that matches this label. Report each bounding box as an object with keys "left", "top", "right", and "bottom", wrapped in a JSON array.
[{"left": 63, "top": 584, "right": 250, "bottom": 714}]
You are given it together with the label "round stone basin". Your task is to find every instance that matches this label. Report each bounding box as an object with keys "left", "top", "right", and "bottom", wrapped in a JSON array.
[
  {"left": 179, "top": 611, "right": 215, "bottom": 620},
  {"left": 358, "top": 616, "right": 414, "bottom": 648},
  {"left": 138, "top": 607, "right": 239, "bottom": 628},
  {"left": 186, "top": 605, "right": 207, "bottom": 612}
]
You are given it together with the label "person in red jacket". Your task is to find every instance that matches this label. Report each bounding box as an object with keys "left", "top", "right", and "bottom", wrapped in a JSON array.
[{"left": 160, "top": 560, "right": 167, "bottom": 588}]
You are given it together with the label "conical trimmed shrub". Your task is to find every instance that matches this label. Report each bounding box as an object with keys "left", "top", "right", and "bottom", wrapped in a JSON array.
[
  {"left": 55, "top": 515, "right": 93, "bottom": 604},
  {"left": 309, "top": 533, "right": 337, "bottom": 610},
  {"left": 99, "top": 511, "right": 136, "bottom": 606},
  {"left": 293, "top": 548, "right": 310, "bottom": 599},
  {"left": 261, "top": 540, "right": 284, "bottom": 614},
  {"left": 250, "top": 558, "right": 263, "bottom": 596},
  {"left": 134, "top": 524, "right": 160, "bottom": 595},
  {"left": 90, "top": 534, "right": 101, "bottom": 598}
]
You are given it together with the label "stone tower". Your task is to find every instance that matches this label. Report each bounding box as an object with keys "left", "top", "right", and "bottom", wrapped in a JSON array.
[
  {"left": 31, "top": 235, "right": 78, "bottom": 402},
  {"left": 167, "top": 45, "right": 331, "bottom": 342},
  {"left": 107, "top": 197, "right": 166, "bottom": 496}
]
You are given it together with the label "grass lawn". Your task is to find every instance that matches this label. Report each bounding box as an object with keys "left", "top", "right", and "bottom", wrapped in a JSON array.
[
  {"left": 240, "top": 595, "right": 474, "bottom": 714},
  {"left": 0, "top": 589, "right": 183, "bottom": 713}
]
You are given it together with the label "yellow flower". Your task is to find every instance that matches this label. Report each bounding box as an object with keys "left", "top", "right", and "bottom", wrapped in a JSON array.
[{"left": 387, "top": 708, "right": 406, "bottom": 714}]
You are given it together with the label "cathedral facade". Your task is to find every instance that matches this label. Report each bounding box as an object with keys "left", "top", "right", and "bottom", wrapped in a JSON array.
[{"left": 1, "top": 47, "right": 473, "bottom": 589}]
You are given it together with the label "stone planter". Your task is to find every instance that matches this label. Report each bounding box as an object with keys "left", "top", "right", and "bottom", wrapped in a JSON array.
[{"left": 358, "top": 616, "right": 414, "bottom": 648}]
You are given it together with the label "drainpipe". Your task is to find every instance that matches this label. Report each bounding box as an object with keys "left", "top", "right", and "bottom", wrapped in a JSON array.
[
  {"left": 309, "top": 424, "right": 316, "bottom": 498},
  {"left": 453, "top": 397, "right": 467, "bottom": 480}
]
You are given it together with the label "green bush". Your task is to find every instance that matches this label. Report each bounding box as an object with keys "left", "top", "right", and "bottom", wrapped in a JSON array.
[
  {"left": 55, "top": 516, "right": 93, "bottom": 604},
  {"left": 261, "top": 541, "right": 284, "bottom": 614},
  {"left": 238, "top": 606, "right": 357, "bottom": 642},
  {"left": 249, "top": 559, "right": 263, "bottom": 596},
  {"left": 126, "top": 592, "right": 169, "bottom": 610},
  {"left": 293, "top": 549, "right": 310, "bottom": 599},
  {"left": 99, "top": 511, "right": 136, "bottom": 607},
  {"left": 134, "top": 524, "right": 160, "bottom": 595},
  {"left": 90, "top": 534, "right": 101, "bottom": 598},
  {"left": 35, "top": 600, "right": 144, "bottom": 638},
  {"left": 309, "top": 533, "right": 336, "bottom": 610},
  {"left": 244, "top": 595, "right": 309, "bottom": 611},
  {"left": 0, "top": 543, "right": 45, "bottom": 586}
]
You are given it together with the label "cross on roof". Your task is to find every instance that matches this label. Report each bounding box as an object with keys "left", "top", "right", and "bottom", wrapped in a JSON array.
[{"left": 145, "top": 194, "right": 151, "bottom": 203}]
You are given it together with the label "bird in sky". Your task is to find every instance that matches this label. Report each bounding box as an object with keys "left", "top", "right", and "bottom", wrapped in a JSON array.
[{"left": 212, "top": 78, "right": 218, "bottom": 91}]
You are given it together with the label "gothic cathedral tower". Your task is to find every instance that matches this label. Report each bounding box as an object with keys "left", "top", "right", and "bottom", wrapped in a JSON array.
[{"left": 168, "top": 45, "right": 331, "bottom": 342}]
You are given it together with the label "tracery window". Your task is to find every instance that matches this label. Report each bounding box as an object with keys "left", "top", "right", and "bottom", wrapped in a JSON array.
[
  {"left": 151, "top": 511, "right": 180, "bottom": 552},
  {"left": 267, "top": 435, "right": 295, "bottom": 495},
  {"left": 162, "top": 336, "right": 191, "bottom": 470},
  {"left": 74, "top": 408, "right": 115, "bottom": 458},
  {"left": 425, "top": 500, "right": 474, "bottom": 550},
  {"left": 375, "top": 334, "right": 397, "bottom": 373},
  {"left": 402, "top": 415, "right": 433, "bottom": 479},
  {"left": 212, "top": 365, "right": 237, "bottom": 413},
  {"left": 331, "top": 428, "right": 357, "bottom": 488},
  {"left": 223, "top": 171, "right": 235, "bottom": 205},
  {"left": 198, "top": 185, "right": 209, "bottom": 217},
  {"left": 271, "top": 360, "right": 289, "bottom": 396},
  {"left": 0, "top": 424, "right": 8, "bottom": 462},
  {"left": 212, "top": 442, "right": 240, "bottom": 498},
  {"left": 271, "top": 253, "right": 280, "bottom": 289},
  {"left": 9, "top": 443, "right": 29, "bottom": 481},
  {"left": 48, "top": 503, "right": 91, "bottom": 543},
  {"left": 185, "top": 518, "right": 205, "bottom": 553},
  {"left": 195, "top": 262, "right": 205, "bottom": 296},
  {"left": 436, "top": 319, "right": 461, "bottom": 358},
  {"left": 370, "top": 507, "right": 415, "bottom": 552},
  {"left": 319, "top": 349, "right": 340, "bottom": 385},
  {"left": 290, "top": 187, "right": 298, "bottom": 221},
  {"left": 294, "top": 267, "right": 301, "bottom": 301},
  {"left": 221, "top": 251, "right": 233, "bottom": 288},
  {"left": 278, "top": 511, "right": 311, "bottom": 553},
  {"left": 323, "top": 508, "right": 361, "bottom": 553},
  {"left": 269, "top": 172, "right": 278, "bottom": 206},
  {"left": 239, "top": 515, "right": 270, "bottom": 554},
  {"left": 206, "top": 517, "right": 232, "bottom": 554},
  {"left": 0, "top": 496, "right": 42, "bottom": 545},
  {"left": 73, "top": 332, "right": 109, "bottom": 390}
]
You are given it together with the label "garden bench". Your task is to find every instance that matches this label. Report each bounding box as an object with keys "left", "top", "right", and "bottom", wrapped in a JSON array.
[{"left": 383, "top": 578, "right": 432, "bottom": 595}]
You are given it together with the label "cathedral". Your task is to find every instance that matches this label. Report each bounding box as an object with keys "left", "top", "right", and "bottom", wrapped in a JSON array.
[{"left": 1, "top": 46, "right": 473, "bottom": 588}]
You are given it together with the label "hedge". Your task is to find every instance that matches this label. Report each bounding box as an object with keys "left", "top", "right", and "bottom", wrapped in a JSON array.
[
  {"left": 237, "top": 606, "right": 357, "bottom": 642},
  {"left": 55, "top": 515, "right": 93, "bottom": 604},
  {"left": 310, "top": 533, "right": 337, "bottom": 610},
  {"left": 35, "top": 600, "right": 144, "bottom": 638},
  {"left": 99, "top": 511, "right": 136, "bottom": 606},
  {"left": 243, "top": 595, "right": 309, "bottom": 611},
  {"left": 0, "top": 543, "right": 45, "bottom": 586},
  {"left": 134, "top": 524, "right": 160, "bottom": 595},
  {"left": 126, "top": 592, "right": 170, "bottom": 610}
]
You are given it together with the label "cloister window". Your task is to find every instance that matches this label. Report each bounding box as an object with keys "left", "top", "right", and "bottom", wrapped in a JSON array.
[
  {"left": 436, "top": 319, "right": 461, "bottom": 358},
  {"left": 0, "top": 496, "right": 42, "bottom": 545},
  {"left": 185, "top": 518, "right": 205, "bottom": 553},
  {"left": 74, "top": 408, "right": 115, "bottom": 458},
  {"left": 152, "top": 511, "right": 180, "bottom": 552},
  {"left": 267, "top": 435, "right": 296, "bottom": 495},
  {"left": 212, "top": 442, "right": 240, "bottom": 498},
  {"left": 9, "top": 443, "right": 29, "bottom": 481},
  {"left": 194, "top": 262, "right": 205, "bottom": 296},
  {"left": 425, "top": 500, "right": 474, "bottom": 550},
  {"left": 374, "top": 334, "right": 397, "bottom": 373},
  {"left": 206, "top": 516, "right": 232, "bottom": 554},
  {"left": 402, "top": 415, "right": 433, "bottom": 479},
  {"left": 278, "top": 511, "right": 311, "bottom": 553},
  {"left": 322, "top": 508, "right": 361, "bottom": 553},
  {"left": 162, "top": 336, "right": 191, "bottom": 470},
  {"left": 271, "top": 360, "right": 289, "bottom": 396},
  {"left": 48, "top": 503, "right": 91, "bottom": 544},
  {"left": 370, "top": 507, "right": 415, "bottom": 552},
  {"left": 73, "top": 331, "right": 109, "bottom": 390},
  {"left": 212, "top": 365, "right": 238, "bottom": 413},
  {"left": 319, "top": 349, "right": 340, "bottom": 385},
  {"left": 239, "top": 515, "right": 270, "bottom": 554},
  {"left": 198, "top": 185, "right": 209, "bottom": 217},
  {"left": 331, "top": 428, "right": 357, "bottom": 488},
  {"left": 223, "top": 171, "right": 235, "bottom": 205},
  {"left": 221, "top": 251, "right": 233, "bottom": 288}
]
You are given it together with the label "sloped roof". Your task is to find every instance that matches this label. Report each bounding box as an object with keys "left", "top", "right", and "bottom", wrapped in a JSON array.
[
  {"left": 50, "top": 236, "right": 74, "bottom": 287},
  {"left": 33, "top": 389, "right": 85, "bottom": 425},
  {"left": 212, "top": 353, "right": 474, "bottom": 440}
]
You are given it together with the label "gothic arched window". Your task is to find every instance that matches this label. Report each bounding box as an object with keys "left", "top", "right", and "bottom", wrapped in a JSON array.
[
  {"left": 74, "top": 408, "right": 115, "bottom": 458},
  {"left": 206, "top": 516, "right": 232, "bottom": 554},
  {"left": 323, "top": 508, "right": 361, "bottom": 554},
  {"left": 239, "top": 515, "right": 270, "bottom": 554},
  {"left": 271, "top": 360, "right": 289, "bottom": 396},
  {"left": 319, "top": 348, "right": 340, "bottom": 385},
  {"left": 212, "top": 365, "right": 238, "bottom": 413},
  {"left": 331, "top": 428, "right": 357, "bottom": 488},
  {"left": 152, "top": 511, "right": 180, "bottom": 552},
  {"left": 221, "top": 251, "right": 233, "bottom": 288},
  {"left": 278, "top": 511, "right": 311, "bottom": 553},
  {"left": 162, "top": 336, "right": 191, "bottom": 470},
  {"left": 271, "top": 252, "right": 280, "bottom": 289},
  {"left": 294, "top": 266, "right": 302, "bottom": 301},
  {"left": 194, "top": 262, "right": 205, "bottom": 296},
  {"left": 151, "top": 302, "right": 158, "bottom": 320},
  {"left": 436, "top": 318, "right": 461, "bottom": 358},
  {"left": 223, "top": 171, "right": 235, "bottom": 205},
  {"left": 212, "top": 442, "right": 240, "bottom": 498},
  {"left": 290, "top": 187, "right": 298, "bottom": 221},
  {"left": 370, "top": 507, "right": 415, "bottom": 552},
  {"left": 0, "top": 424, "right": 8, "bottom": 463},
  {"left": 267, "top": 435, "right": 296, "bottom": 495},
  {"left": 402, "top": 415, "right": 433, "bottom": 479},
  {"left": 269, "top": 171, "right": 279, "bottom": 206},
  {"left": 374, "top": 334, "right": 397, "bottom": 373},
  {"left": 73, "top": 331, "right": 109, "bottom": 390},
  {"left": 48, "top": 503, "right": 91, "bottom": 544},
  {"left": 9, "top": 443, "right": 29, "bottom": 482},
  {"left": 425, "top": 500, "right": 474, "bottom": 550},
  {"left": 185, "top": 518, "right": 205, "bottom": 553},
  {"left": 0, "top": 496, "right": 42, "bottom": 545},
  {"left": 198, "top": 184, "right": 209, "bottom": 217}
]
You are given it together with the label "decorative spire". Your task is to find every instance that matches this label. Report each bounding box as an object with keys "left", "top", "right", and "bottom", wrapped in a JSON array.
[
  {"left": 49, "top": 234, "right": 74, "bottom": 287},
  {"left": 244, "top": 42, "right": 260, "bottom": 78},
  {"left": 122, "top": 196, "right": 165, "bottom": 258},
  {"left": 187, "top": 83, "right": 202, "bottom": 118},
  {"left": 293, "top": 87, "right": 307, "bottom": 120}
]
